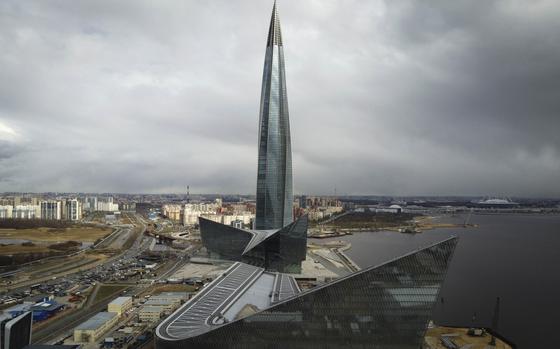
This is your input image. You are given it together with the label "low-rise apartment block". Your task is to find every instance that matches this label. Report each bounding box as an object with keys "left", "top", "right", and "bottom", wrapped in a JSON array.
[
  {"left": 73, "top": 312, "right": 118, "bottom": 343},
  {"left": 107, "top": 297, "right": 132, "bottom": 316}
]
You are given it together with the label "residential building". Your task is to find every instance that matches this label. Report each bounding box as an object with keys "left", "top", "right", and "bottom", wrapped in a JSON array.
[
  {"left": 139, "top": 306, "right": 165, "bottom": 322},
  {"left": 64, "top": 199, "right": 82, "bottom": 221},
  {"left": 40, "top": 201, "right": 62, "bottom": 220},
  {"left": 162, "top": 205, "right": 182, "bottom": 222},
  {"left": 13, "top": 206, "right": 40, "bottom": 220},
  {"left": 73, "top": 312, "right": 118, "bottom": 343},
  {"left": 150, "top": 292, "right": 189, "bottom": 303},
  {"left": 96, "top": 197, "right": 119, "bottom": 212},
  {"left": 119, "top": 202, "right": 136, "bottom": 212},
  {"left": 183, "top": 201, "right": 221, "bottom": 226},
  {"left": 107, "top": 297, "right": 132, "bottom": 316},
  {"left": 84, "top": 196, "right": 97, "bottom": 212},
  {"left": 144, "top": 299, "right": 179, "bottom": 312},
  {"left": 231, "top": 220, "right": 243, "bottom": 229},
  {"left": 0, "top": 206, "right": 13, "bottom": 219}
]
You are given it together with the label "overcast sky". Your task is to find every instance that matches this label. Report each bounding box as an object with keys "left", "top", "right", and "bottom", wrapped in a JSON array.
[{"left": 0, "top": 0, "right": 559, "bottom": 197}]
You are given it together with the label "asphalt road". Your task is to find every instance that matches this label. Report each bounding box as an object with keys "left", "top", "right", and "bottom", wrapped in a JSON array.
[{"left": 30, "top": 214, "right": 150, "bottom": 343}]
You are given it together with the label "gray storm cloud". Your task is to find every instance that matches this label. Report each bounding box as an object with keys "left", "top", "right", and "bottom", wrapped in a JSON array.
[{"left": 0, "top": 0, "right": 559, "bottom": 197}]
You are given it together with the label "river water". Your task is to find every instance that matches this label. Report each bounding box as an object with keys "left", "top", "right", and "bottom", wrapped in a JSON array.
[{"left": 311, "top": 214, "right": 560, "bottom": 349}]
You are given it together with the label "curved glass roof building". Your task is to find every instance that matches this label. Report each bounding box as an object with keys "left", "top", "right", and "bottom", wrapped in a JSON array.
[
  {"left": 155, "top": 237, "right": 458, "bottom": 349},
  {"left": 255, "top": 1, "right": 293, "bottom": 230}
]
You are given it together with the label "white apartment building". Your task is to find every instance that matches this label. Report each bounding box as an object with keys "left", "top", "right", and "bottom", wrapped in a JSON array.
[
  {"left": 40, "top": 201, "right": 62, "bottom": 220},
  {"left": 307, "top": 210, "right": 324, "bottom": 221},
  {"left": 162, "top": 204, "right": 182, "bottom": 222},
  {"left": 183, "top": 200, "right": 222, "bottom": 226},
  {"left": 139, "top": 306, "right": 165, "bottom": 322},
  {"left": 108, "top": 297, "right": 133, "bottom": 316},
  {"left": 74, "top": 312, "right": 118, "bottom": 343},
  {"left": 97, "top": 200, "right": 119, "bottom": 212},
  {"left": 221, "top": 213, "right": 253, "bottom": 226},
  {"left": 306, "top": 206, "right": 344, "bottom": 221},
  {"left": 0, "top": 205, "right": 13, "bottom": 219},
  {"left": 13, "top": 205, "right": 40, "bottom": 219},
  {"left": 199, "top": 213, "right": 254, "bottom": 227},
  {"left": 65, "top": 199, "right": 82, "bottom": 221},
  {"left": 84, "top": 196, "right": 98, "bottom": 212}
]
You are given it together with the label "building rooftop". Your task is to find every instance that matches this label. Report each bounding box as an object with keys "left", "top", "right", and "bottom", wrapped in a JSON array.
[
  {"left": 156, "top": 237, "right": 459, "bottom": 348},
  {"left": 141, "top": 305, "right": 166, "bottom": 312},
  {"left": 109, "top": 297, "right": 132, "bottom": 306},
  {"left": 75, "top": 312, "right": 117, "bottom": 331},
  {"left": 156, "top": 262, "right": 300, "bottom": 340},
  {"left": 30, "top": 301, "right": 63, "bottom": 312},
  {"left": 145, "top": 299, "right": 178, "bottom": 305},
  {"left": 157, "top": 292, "right": 189, "bottom": 298}
]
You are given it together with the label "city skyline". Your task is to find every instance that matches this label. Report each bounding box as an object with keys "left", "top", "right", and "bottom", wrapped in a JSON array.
[{"left": 1, "top": 1, "right": 559, "bottom": 197}]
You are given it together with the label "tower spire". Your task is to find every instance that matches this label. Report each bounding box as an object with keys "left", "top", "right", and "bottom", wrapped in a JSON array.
[
  {"left": 256, "top": 0, "right": 292, "bottom": 230},
  {"left": 267, "top": 1, "right": 283, "bottom": 47}
]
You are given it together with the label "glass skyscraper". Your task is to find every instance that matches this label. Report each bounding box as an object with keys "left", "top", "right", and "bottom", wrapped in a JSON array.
[
  {"left": 255, "top": 2, "right": 293, "bottom": 230},
  {"left": 197, "top": 2, "right": 307, "bottom": 273}
]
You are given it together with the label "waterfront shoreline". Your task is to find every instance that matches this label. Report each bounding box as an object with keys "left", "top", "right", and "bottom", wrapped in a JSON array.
[{"left": 308, "top": 215, "right": 466, "bottom": 238}]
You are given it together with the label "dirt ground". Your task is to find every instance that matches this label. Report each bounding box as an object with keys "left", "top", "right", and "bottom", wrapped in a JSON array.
[
  {"left": 0, "top": 226, "right": 112, "bottom": 242},
  {"left": 425, "top": 326, "right": 513, "bottom": 349},
  {"left": 150, "top": 284, "right": 198, "bottom": 294},
  {"left": 0, "top": 244, "right": 52, "bottom": 254}
]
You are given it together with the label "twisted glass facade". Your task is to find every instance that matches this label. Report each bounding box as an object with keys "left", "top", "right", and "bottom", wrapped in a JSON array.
[
  {"left": 199, "top": 217, "right": 253, "bottom": 260},
  {"left": 199, "top": 215, "right": 308, "bottom": 273},
  {"left": 156, "top": 237, "right": 458, "bottom": 349},
  {"left": 255, "top": 2, "right": 293, "bottom": 230},
  {"left": 244, "top": 215, "right": 308, "bottom": 273}
]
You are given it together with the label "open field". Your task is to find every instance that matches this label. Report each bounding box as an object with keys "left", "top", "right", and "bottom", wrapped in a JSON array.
[
  {"left": 413, "top": 216, "right": 464, "bottom": 230},
  {"left": 0, "top": 244, "right": 52, "bottom": 254},
  {"left": 0, "top": 226, "right": 112, "bottom": 243},
  {"left": 309, "top": 213, "right": 465, "bottom": 236},
  {"left": 28, "top": 254, "right": 108, "bottom": 278},
  {"left": 91, "top": 284, "right": 129, "bottom": 304},
  {"left": 309, "top": 212, "right": 416, "bottom": 231}
]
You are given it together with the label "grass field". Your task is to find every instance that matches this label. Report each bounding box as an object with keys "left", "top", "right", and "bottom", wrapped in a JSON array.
[
  {"left": 314, "top": 212, "right": 416, "bottom": 230},
  {"left": 0, "top": 226, "right": 112, "bottom": 243},
  {"left": 91, "top": 284, "right": 128, "bottom": 304}
]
